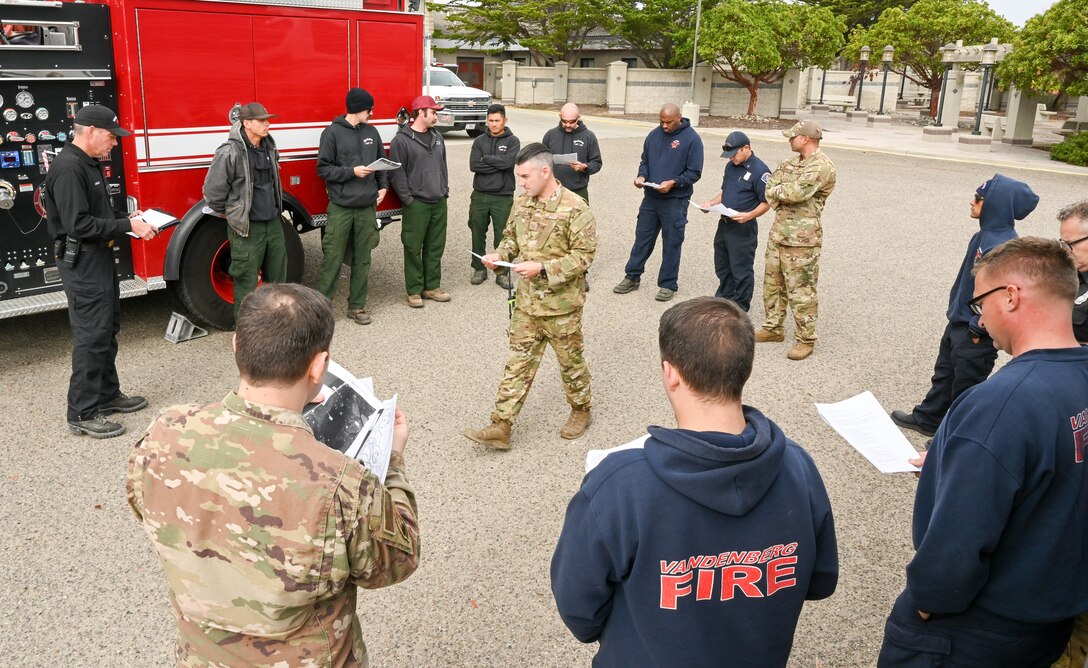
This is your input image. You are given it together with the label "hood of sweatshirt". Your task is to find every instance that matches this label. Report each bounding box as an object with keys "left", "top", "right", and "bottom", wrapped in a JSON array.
[
  {"left": 976, "top": 173, "right": 1039, "bottom": 244},
  {"left": 665, "top": 118, "right": 692, "bottom": 135},
  {"left": 644, "top": 406, "right": 785, "bottom": 516}
]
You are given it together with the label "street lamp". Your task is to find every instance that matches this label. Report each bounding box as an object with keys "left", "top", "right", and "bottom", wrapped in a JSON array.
[
  {"left": 878, "top": 45, "right": 894, "bottom": 115},
  {"left": 935, "top": 43, "right": 956, "bottom": 127},
  {"left": 972, "top": 43, "right": 998, "bottom": 136},
  {"left": 688, "top": 0, "right": 703, "bottom": 105},
  {"left": 855, "top": 46, "right": 871, "bottom": 111},
  {"left": 819, "top": 65, "right": 828, "bottom": 104}
]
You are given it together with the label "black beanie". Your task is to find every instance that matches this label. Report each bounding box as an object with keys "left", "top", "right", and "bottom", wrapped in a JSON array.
[{"left": 346, "top": 88, "right": 374, "bottom": 113}]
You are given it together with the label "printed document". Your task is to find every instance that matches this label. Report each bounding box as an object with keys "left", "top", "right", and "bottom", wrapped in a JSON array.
[
  {"left": 689, "top": 201, "right": 741, "bottom": 218},
  {"left": 127, "top": 208, "right": 179, "bottom": 238},
  {"left": 471, "top": 251, "right": 516, "bottom": 268},
  {"left": 585, "top": 434, "right": 650, "bottom": 473},
  {"left": 366, "top": 158, "right": 402, "bottom": 171},
  {"left": 815, "top": 391, "right": 921, "bottom": 473},
  {"left": 552, "top": 153, "right": 580, "bottom": 165}
]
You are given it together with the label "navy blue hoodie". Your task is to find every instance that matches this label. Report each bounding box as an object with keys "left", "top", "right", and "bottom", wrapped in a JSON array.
[
  {"left": 551, "top": 407, "right": 838, "bottom": 668},
  {"left": 946, "top": 173, "right": 1039, "bottom": 335},
  {"left": 906, "top": 346, "right": 1088, "bottom": 623},
  {"left": 637, "top": 117, "right": 703, "bottom": 200}
]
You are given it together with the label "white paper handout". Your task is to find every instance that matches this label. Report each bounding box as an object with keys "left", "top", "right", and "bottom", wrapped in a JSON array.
[
  {"left": 127, "top": 208, "right": 179, "bottom": 237},
  {"left": 366, "top": 158, "right": 402, "bottom": 171},
  {"left": 689, "top": 201, "right": 741, "bottom": 218},
  {"left": 585, "top": 434, "right": 650, "bottom": 473},
  {"left": 815, "top": 391, "right": 922, "bottom": 473},
  {"left": 641, "top": 182, "right": 664, "bottom": 189},
  {"left": 552, "top": 153, "right": 580, "bottom": 166},
  {"left": 470, "top": 251, "right": 516, "bottom": 268}
]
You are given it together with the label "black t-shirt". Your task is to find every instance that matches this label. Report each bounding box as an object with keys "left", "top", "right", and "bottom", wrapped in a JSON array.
[{"left": 245, "top": 135, "right": 278, "bottom": 222}]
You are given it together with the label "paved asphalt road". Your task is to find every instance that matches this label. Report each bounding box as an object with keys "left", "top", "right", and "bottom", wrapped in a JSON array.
[{"left": 1, "top": 108, "right": 1084, "bottom": 666}]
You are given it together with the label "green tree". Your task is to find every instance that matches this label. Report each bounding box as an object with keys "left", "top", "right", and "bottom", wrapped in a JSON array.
[
  {"left": 434, "top": 0, "right": 606, "bottom": 66},
  {"left": 697, "top": 0, "right": 845, "bottom": 116},
  {"left": 997, "top": 0, "right": 1088, "bottom": 104},
  {"left": 604, "top": 0, "right": 721, "bottom": 69},
  {"left": 846, "top": 0, "right": 1017, "bottom": 118},
  {"left": 801, "top": 0, "right": 919, "bottom": 32}
]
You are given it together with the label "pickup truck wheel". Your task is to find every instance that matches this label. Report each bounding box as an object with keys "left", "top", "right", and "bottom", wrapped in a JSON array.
[
  {"left": 171, "top": 216, "right": 304, "bottom": 330},
  {"left": 466, "top": 127, "right": 485, "bottom": 138}
]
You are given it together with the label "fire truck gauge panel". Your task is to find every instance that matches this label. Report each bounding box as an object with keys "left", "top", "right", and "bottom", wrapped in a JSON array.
[{"left": 15, "top": 92, "right": 34, "bottom": 109}]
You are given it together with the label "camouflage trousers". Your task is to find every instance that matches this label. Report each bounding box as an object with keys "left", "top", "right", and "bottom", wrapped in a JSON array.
[
  {"left": 492, "top": 307, "right": 591, "bottom": 424},
  {"left": 762, "top": 242, "right": 821, "bottom": 344},
  {"left": 1051, "top": 613, "right": 1088, "bottom": 668}
]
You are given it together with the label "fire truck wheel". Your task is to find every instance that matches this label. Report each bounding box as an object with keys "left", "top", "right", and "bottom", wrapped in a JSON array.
[
  {"left": 172, "top": 217, "right": 304, "bottom": 331},
  {"left": 466, "top": 127, "right": 485, "bottom": 138}
]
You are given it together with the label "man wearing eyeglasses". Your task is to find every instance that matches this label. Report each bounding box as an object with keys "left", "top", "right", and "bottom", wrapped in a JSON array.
[
  {"left": 891, "top": 175, "right": 1038, "bottom": 438},
  {"left": 1057, "top": 200, "right": 1088, "bottom": 344},
  {"left": 879, "top": 237, "right": 1088, "bottom": 667}
]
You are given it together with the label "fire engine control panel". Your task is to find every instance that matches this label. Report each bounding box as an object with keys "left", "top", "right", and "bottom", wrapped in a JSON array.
[{"left": 0, "top": 2, "right": 133, "bottom": 303}]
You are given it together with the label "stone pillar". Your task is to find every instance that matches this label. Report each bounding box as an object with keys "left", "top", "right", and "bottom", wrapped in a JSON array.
[
  {"left": 938, "top": 64, "right": 965, "bottom": 128},
  {"left": 694, "top": 62, "right": 713, "bottom": 114},
  {"left": 779, "top": 68, "right": 802, "bottom": 118},
  {"left": 1076, "top": 96, "right": 1088, "bottom": 122},
  {"left": 607, "top": 60, "right": 628, "bottom": 115},
  {"left": 1002, "top": 85, "right": 1040, "bottom": 145},
  {"left": 682, "top": 101, "right": 700, "bottom": 128},
  {"left": 553, "top": 61, "right": 569, "bottom": 104},
  {"left": 501, "top": 60, "right": 518, "bottom": 105}
]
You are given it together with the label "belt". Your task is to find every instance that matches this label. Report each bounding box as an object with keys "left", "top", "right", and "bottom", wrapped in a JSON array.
[{"left": 79, "top": 238, "right": 116, "bottom": 248}]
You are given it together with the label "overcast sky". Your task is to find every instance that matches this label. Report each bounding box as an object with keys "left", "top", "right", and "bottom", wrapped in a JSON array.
[{"left": 986, "top": 0, "right": 1056, "bottom": 26}]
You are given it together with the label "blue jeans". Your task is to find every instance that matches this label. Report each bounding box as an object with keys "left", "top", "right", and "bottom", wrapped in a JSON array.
[{"left": 623, "top": 196, "right": 688, "bottom": 291}]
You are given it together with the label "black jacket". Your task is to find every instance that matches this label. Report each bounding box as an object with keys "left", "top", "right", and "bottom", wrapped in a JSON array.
[
  {"left": 388, "top": 124, "right": 448, "bottom": 206},
  {"left": 542, "top": 121, "right": 602, "bottom": 191},
  {"left": 469, "top": 127, "right": 520, "bottom": 195},
  {"left": 44, "top": 143, "right": 130, "bottom": 240},
  {"left": 1075, "top": 271, "right": 1088, "bottom": 343},
  {"left": 316, "top": 116, "right": 390, "bottom": 208}
]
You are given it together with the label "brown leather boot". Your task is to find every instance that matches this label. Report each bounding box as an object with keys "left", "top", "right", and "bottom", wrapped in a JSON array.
[
  {"left": 464, "top": 420, "right": 512, "bottom": 450},
  {"left": 559, "top": 408, "right": 592, "bottom": 440},
  {"left": 754, "top": 328, "right": 785, "bottom": 343},
  {"left": 787, "top": 342, "right": 814, "bottom": 361}
]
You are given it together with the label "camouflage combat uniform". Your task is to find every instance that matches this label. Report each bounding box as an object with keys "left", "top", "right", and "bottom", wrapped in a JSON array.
[
  {"left": 762, "top": 149, "right": 836, "bottom": 344},
  {"left": 126, "top": 392, "right": 420, "bottom": 667},
  {"left": 490, "top": 182, "right": 597, "bottom": 424}
]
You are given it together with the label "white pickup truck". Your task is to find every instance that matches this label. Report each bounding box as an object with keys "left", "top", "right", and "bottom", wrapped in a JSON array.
[{"left": 425, "top": 66, "right": 492, "bottom": 137}]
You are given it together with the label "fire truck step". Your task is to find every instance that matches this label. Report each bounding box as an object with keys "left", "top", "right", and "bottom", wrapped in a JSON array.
[{"left": 164, "top": 312, "right": 208, "bottom": 344}]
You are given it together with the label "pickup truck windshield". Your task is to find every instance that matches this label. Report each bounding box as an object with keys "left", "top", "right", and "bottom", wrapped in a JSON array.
[{"left": 426, "top": 68, "right": 465, "bottom": 87}]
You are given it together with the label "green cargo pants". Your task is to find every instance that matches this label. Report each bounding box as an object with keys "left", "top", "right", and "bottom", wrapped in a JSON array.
[
  {"left": 401, "top": 197, "right": 447, "bottom": 295},
  {"left": 229, "top": 216, "right": 286, "bottom": 319},
  {"left": 468, "top": 190, "right": 513, "bottom": 270},
  {"left": 317, "top": 201, "right": 379, "bottom": 310}
]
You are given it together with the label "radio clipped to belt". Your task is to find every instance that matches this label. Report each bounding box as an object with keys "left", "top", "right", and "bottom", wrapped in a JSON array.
[{"left": 54, "top": 236, "right": 81, "bottom": 268}]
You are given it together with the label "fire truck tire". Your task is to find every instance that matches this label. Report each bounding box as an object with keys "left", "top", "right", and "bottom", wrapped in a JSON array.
[
  {"left": 466, "top": 127, "right": 485, "bottom": 138},
  {"left": 171, "top": 217, "right": 304, "bottom": 331}
]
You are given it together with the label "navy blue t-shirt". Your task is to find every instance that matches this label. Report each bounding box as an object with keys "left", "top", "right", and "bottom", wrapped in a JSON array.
[{"left": 721, "top": 154, "right": 770, "bottom": 216}]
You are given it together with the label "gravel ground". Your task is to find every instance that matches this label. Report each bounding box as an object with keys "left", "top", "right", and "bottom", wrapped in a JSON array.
[{"left": 0, "top": 127, "right": 1081, "bottom": 666}]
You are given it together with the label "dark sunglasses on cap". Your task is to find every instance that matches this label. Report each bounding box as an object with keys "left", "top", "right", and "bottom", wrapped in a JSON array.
[{"left": 974, "top": 194, "right": 984, "bottom": 203}]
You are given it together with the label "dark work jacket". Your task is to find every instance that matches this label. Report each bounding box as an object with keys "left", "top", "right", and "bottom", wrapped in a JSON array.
[
  {"left": 551, "top": 407, "right": 838, "bottom": 667},
  {"left": 317, "top": 116, "right": 390, "bottom": 208},
  {"left": 542, "top": 121, "right": 602, "bottom": 191},
  {"left": 44, "top": 143, "right": 131, "bottom": 241},
  {"left": 1075, "top": 272, "right": 1088, "bottom": 343},
  {"left": 388, "top": 124, "right": 448, "bottom": 206},
  {"left": 469, "top": 127, "right": 520, "bottom": 195},
  {"left": 637, "top": 117, "right": 703, "bottom": 200}
]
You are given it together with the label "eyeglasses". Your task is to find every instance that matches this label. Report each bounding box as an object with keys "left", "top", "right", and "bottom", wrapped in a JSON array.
[
  {"left": 973, "top": 194, "right": 984, "bottom": 204},
  {"left": 1059, "top": 234, "right": 1088, "bottom": 251},
  {"left": 967, "top": 285, "right": 1008, "bottom": 316},
  {"left": 559, "top": 118, "right": 579, "bottom": 125}
]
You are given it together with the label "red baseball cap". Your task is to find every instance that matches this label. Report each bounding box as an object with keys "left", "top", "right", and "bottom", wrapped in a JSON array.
[{"left": 411, "top": 95, "right": 444, "bottom": 112}]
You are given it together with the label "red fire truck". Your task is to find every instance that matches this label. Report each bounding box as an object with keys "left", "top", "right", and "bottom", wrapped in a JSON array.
[{"left": 0, "top": 0, "right": 423, "bottom": 329}]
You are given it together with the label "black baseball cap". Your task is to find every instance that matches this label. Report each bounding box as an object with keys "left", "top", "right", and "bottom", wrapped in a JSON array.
[
  {"left": 239, "top": 102, "right": 276, "bottom": 121},
  {"left": 721, "top": 131, "right": 750, "bottom": 158},
  {"left": 73, "top": 105, "right": 131, "bottom": 137}
]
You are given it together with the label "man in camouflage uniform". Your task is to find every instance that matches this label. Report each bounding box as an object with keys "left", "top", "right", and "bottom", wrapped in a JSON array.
[
  {"left": 757, "top": 120, "right": 836, "bottom": 361},
  {"left": 464, "top": 143, "right": 597, "bottom": 450},
  {"left": 126, "top": 283, "right": 420, "bottom": 667}
]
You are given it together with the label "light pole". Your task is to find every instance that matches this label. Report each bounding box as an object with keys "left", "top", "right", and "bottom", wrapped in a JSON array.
[
  {"left": 972, "top": 43, "right": 998, "bottom": 135},
  {"left": 688, "top": 0, "right": 703, "bottom": 104},
  {"left": 855, "top": 46, "right": 871, "bottom": 111},
  {"left": 819, "top": 66, "right": 828, "bottom": 104},
  {"left": 935, "top": 43, "right": 956, "bottom": 127},
  {"left": 878, "top": 45, "right": 894, "bottom": 115}
]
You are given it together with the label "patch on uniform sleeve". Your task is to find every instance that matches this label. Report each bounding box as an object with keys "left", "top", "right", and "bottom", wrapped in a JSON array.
[{"left": 761, "top": 172, "right": 771, "bottom": 183}]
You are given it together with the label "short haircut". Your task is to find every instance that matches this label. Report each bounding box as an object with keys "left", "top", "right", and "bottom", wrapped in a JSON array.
[
  {"left": 487, "top": 103, "right": 506, "bottom": 117},
  {"left": 234, "top": 283, "right": 335, "bottom": 385},
  {"left": 516, "top": 142, "right": 553, "bottom": 170},
  {"left": 659, "top": 297, "right": 754, "bottom": 402},
  {"left": 1057, "top": 200, "right": 1088, "bottom": 227},
  {"left": 972, "top": 236, "right": 1078, "bottom": 303}
]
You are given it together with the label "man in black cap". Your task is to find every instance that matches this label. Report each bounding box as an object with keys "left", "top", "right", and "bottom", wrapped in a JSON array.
[
  {"left": 203, "top": 102, "right": 285, "bottom": 322},
  {"left": 44, "top": 104, "right": 157, "bottom": 438},
  {"left": 316, "top": 88, "right": 389, "bottom": 325},
  {"left": 697, "top": 131, "right": 770, "bottom": 311}
]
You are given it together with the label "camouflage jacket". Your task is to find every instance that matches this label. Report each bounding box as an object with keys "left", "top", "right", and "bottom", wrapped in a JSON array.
[
  {"left": 496, "top": 182, "right": 598, "bottom": 318},
  {"left": 765, "top": 149, "right": 836, "bottom": 247},
  {"left": 126, "top": 392, "right": 420, "bottom": 667}
]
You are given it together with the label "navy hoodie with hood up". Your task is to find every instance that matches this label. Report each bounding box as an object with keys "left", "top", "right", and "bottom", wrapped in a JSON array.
[
  {"left": 551, "top": 407, "right": 838, "bottom": 668},
  {"left": 637, "top": 117, "right": 703, "bottom": 200},
  {"left": 946, "top": 173, "right": 1039, "bottom": 336}
]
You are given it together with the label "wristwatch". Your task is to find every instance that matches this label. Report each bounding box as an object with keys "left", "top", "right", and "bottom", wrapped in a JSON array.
[{"left": 539, "top": 264, "right": 548, "bottom": 280}]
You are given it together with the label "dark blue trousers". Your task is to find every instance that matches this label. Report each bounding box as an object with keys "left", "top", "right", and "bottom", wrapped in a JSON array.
[
  {"left": 624, "top": 197, "right": 688, "bottom": 291},
  {"left": 713, "top": 216, "right": 759, "bottom": 311},
  {"left": 912, "top": 321, "right": 998, "bottom": 432}
]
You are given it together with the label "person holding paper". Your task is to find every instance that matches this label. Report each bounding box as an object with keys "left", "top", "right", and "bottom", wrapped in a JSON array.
[
  {"left": 127, "top": 283, "right": 420, "bottom": 667},
  {"left": 541, "top": 103, "right": 602, "bottom": 203},
  {"left": 315, "top": 87, "right": 389, "bottom": 326},
  {"left": 879, "top": 238, "right": 1088, "bottom": 667},
  {"left": 44, "top": 105, "right": 156, "bottom": 439},
  {"left": 551, "top": 297, "right": 838, "bottom": 667},
  {"left": 614, "top": 102, "right": 703, "bottom": 302},
  {"left": 464, "top": 143, "right": 597, "bottom": 449},
  {"left": 467, "top": 103, "right": 520, "bottom": 288},
  {"left": 698, "top": 131, "right": 770, "bottom": 312}
]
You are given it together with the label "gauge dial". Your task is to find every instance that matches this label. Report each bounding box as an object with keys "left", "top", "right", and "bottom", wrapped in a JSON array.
[
  {"left": 34, "top": 107, "right": 49, "bottom": 121},
  {"left": 15, "top": 91, "right": 34, "bottom": 108},
  {"left": 0, "top": 94, "right": 4, "bottom": 107},
  {"left": 2, "top": 109, "right": 16, "bottom": 122}
]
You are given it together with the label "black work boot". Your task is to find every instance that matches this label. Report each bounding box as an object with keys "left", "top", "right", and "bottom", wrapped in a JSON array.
[
  {"left": 98, "top": 392, "right": 149, "bottom": 415},
  {"left": 68, "top": 415, "right": 126, "bottom": 439}
]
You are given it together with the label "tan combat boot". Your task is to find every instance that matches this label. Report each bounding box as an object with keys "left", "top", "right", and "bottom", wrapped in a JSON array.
[
  {"left": 559, "top": 408, "right": 592, "bottom": 440},
  {"left": 464, "top": 420, "right": 512, "bottom": 450},
  {"left": 787, "top": 342, "right": 814, "bottom": 361},
  {"left": 755, "top": 329, "right": 785, "bottom": 343}
]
